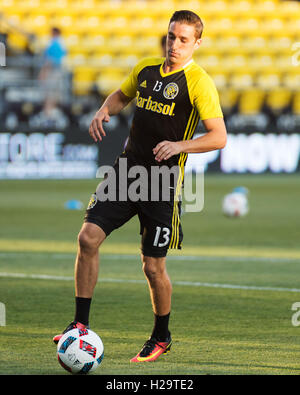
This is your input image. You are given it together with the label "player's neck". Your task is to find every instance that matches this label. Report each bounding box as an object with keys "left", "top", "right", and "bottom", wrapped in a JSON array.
[{"left": 163, "top": 57, "right": 193, "bottom": 73}]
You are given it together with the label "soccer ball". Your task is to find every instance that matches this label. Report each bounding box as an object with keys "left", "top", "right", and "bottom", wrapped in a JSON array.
[
  {"left": 57, "top": 328, "right": 104, "bottom": 374},
  {"left": 222, "top": 192, "right": 249, "bottom": 217}
]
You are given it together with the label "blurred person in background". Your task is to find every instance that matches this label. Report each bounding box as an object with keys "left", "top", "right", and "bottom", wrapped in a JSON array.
[{"left": 38, "top": 27, "right": 67, "bottom": 126}]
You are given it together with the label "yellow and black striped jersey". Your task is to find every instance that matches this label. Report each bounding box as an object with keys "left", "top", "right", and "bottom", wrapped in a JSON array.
[{"left": 120, "top": 56, "right": 223, "bottom": 168}]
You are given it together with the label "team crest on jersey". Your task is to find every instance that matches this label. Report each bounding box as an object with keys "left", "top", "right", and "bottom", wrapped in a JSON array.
[
  {"left": 87, "top": 193, "right": 97, "bottom": 210},
  {"left": 163, "top": 83, "right": 179, "bottom": 100}
]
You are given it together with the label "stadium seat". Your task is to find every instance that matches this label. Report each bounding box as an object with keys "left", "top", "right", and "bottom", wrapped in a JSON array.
[
  {"left": 63, "top": 34, "right": 81, "bottom": 51},
  {"left": 230, "top": 71, "right": 254, "bottom": 89},
  {"left": 65, "top": 53, "right": 88, "bottom": 68},
  {"left": 259, "top": 17, "right": 284, "bottom": 35},
  {"left": 241, "top": 35, "right": 267, "bottom": 52},
  {"left": 205, "top": 17, "right": 234, "bottom": 34},
  {"left": 98, "top": 16, "right": 131, "bottom": 35},
  {"left": 72, "top": 66, "right": 98, "bottom": 95},
  {"left": 67, "top": 44, "right": 91, "bottom": 56},
  {"left": 210, "top": 72, "right": 228, "bottom": 89},
  {"left": 292, "top": 92, "right": 300, "bottom": 115},
  {"left": 285, "top": 17, "right": 300, "bottom": 36},
  {"left": 269, "top": 36, "right": 293, "bottom": 52},
  {"left": 256, "top": 71, "right": 281, "bottom": 90},
  {"left": 212, "top": 34, "right": 241, "bottom": 51},
  {"left": 274, "top": 51, "right": 295, "bottom": 73},
  {"left": 282, "top": 71, "right": 300, "bottom": 91},
  {"left": 49, "top": 14, "right": 77, "bottom": 30},
  {"left": 96, "top": 70, "right": 126, "bottom": 96},
  {"left": 88, "top": 53, "right": 114, "bottom": 68},
  {"left": 1, "top": 9, "right": 24, "bottom": 26},
  {"left": 21, "top": 13, "right": 50, "bottom": 34},
  {"left": 7, "top": 31, "right": 28, "bottom": 50},
  {"left": 80, "top": 33, "right": 107, "bottom": 52},
  {"left": 195, "top": 0, "right": 227, "bottom": 16},
  {"left": 248, "top": 54, "right": 274, "bottom": 72},
  {"left": 265, "top": 88, "right": 292, "bottom": 112},
  {"left": 0, "top": 0, "right": 15, "bottom": 8},
  {"left": 194, "top": 53, "right": 220, "bottom": 73},
  {"left": 108, "top": 34, "right": 135, "bottom": 53},
  {"left": 219, "top": 88, "right": 239, "bottom": 114},
  {"left": 223, "top": 55, "right": 248, "bottom": 73},
  {"left": 238, "top": 89, "right": 265, "bottom": 115},
  {"left": 234, "top": 17, "right": 260, "bottom": 35},
  {"left": 200, "top": 34, "right": 216, "bottom": 50},
  {"left": 279, "top": 0, "right": 300, "bottom": 18},
  {"left": 112, "top": 54, "right": 139, "bottom": 70}
]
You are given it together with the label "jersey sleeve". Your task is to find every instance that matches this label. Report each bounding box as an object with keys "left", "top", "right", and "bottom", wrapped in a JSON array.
[
  {"left": 120, "top": 58, "right": 151, "bottom": 98},
  {"left": 191, "top": 73, "right": 223, "bottom": 120},
  {"left": 120, "top": 64, "right": 139, "bottom": 98},
  {"left": 120, "top": 57, "right": 164, "bottom": 98}
]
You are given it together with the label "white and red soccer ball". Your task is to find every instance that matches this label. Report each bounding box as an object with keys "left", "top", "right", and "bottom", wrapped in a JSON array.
[
  {"left": 57, "top": 328, "right": 104, "bottom": 374},
  {"left": 222, "top": 187, "right": 249, "bottom": 218}
]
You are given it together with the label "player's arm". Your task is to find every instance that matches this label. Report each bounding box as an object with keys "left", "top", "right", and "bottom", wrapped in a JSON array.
[
  {"left": 181, "top": 117, "right": 227, "bottom": 152},
  {"left": 89, "top": 89, "right": 133, "bottom": 143},
  {"left": 153, "top": 117, "right": 227, "bottom": 162},
  {"left": 89, "top": 58, "right": 149, "bottom": 142}
]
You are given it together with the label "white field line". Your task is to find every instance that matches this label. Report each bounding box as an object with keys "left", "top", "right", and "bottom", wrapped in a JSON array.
[
  {"left": 1, "top": 271, "right": 300, "bottom": 293},
  {"left": 0, "top": 252, "right": 298, "bottom": 263}
]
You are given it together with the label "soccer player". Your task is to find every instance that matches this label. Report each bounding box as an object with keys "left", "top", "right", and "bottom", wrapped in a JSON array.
[{"left": 53, "top": 10, "right": 227, "bottom": 362}]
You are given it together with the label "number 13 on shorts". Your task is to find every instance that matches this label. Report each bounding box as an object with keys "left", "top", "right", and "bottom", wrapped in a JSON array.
[{"left": 153, "top": 226, "right": 170, "bottom": 248}]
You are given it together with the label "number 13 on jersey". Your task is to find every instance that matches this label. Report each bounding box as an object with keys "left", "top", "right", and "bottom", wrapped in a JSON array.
[
  {"left": 153, "top": 226, "right": 170, "bottom": 247},
  {"left": 153, "top": 81, "right": 163, "bottom": 92}
]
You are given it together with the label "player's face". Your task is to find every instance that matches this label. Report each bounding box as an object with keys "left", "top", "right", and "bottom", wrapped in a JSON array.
[{"left": 166, "top": 22, "right": 202, "bottom": 66}]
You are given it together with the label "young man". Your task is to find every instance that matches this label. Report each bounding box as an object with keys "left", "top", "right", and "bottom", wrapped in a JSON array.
[{"left": 53, "top": 10, "right": 227, "bottom": 363}]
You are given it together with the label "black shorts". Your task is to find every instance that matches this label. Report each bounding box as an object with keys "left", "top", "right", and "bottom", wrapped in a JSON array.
[{"left": 84, "top": 156, "right": 183, "bottom": 258}]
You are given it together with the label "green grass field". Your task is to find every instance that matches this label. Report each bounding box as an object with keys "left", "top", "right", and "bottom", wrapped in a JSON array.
[{"left": 0, "top": 174, "right": 300, "bottom": 375}]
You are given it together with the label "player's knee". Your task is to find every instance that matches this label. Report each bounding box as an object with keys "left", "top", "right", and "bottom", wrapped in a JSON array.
[
  {"left": 77, "top": 230, "right": 99, "bottom": 251},
  {"left": 77, "top": 223, "right": 106, "bottom": 252},
  {"left": 142, "top": 258, "right": 165, "bottom": 282}
]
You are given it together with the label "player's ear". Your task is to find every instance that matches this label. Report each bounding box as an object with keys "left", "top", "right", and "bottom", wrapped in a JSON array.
[{"left": 194, "top": 38, "right": 202, "bottom": 50}]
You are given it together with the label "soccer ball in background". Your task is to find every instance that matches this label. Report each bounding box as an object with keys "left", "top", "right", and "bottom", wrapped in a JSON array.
[
  {"left": 222, "top": 187, "right": 249, "bottom": 218},
  {"left": 57, "top": 328, "right": 104, "bottom": 374}
]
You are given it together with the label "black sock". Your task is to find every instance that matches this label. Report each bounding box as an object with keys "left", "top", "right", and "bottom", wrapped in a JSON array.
[
  {"left": 74, "top": 297, "right": 91, "bottom": 326},
  {"left": 151, "top": 312, "right": 170, "bottom": 341}
]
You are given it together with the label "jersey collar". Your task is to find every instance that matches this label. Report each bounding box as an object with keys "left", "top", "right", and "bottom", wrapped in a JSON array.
[{"left": 160, "top": 59, "right": 194, "bottom": 78}]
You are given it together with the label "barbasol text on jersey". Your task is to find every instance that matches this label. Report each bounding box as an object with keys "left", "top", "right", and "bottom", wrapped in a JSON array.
[{"left": 136, "top": 91, "right": 175, "bottom": 116}]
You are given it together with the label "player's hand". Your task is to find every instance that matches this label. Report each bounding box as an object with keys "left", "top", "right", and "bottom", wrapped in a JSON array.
[
  {"left": 89, "top": 110, "right": 110, "bottom": 142},
  {"left": 153, "top": 140, "right": 182, "bottom": 162}
]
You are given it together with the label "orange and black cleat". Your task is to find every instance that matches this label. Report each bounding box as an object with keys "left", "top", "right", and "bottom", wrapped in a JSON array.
[
  {"left": 52, "top": 321, "right": 89, "bottom": 345},
  {"left": 130, "top": 335, "right": 172, "bottom": 362}
]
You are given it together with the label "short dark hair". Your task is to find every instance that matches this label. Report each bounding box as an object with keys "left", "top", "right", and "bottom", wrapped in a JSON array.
[
  {"left": 169, "top": 10, "right": 204, "bottom": 39},
  {"left": 51, "top": 27, "right": 61, "bottom": 36}
]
